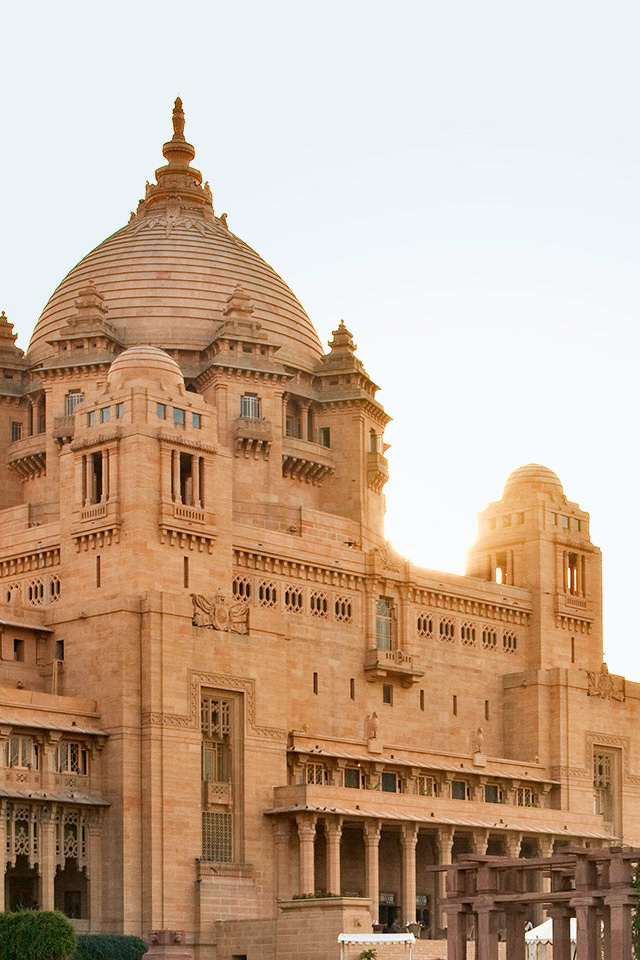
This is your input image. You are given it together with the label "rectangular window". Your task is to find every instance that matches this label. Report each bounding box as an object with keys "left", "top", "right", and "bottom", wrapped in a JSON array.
[
  {"left": 100, "top": 407, "right": 110, "bottom": 423},
  {"left": 55, "top": 741, "right": 89, "bottom": 775},
  {"left": 376, "top": 597, "right": 393, "bottom": 650},
  {"left": 173, "top": 407, "right": 186, "bottom": 426},
  {"left": 452, "top": 779, "right": 468, "bottom": 800},
  {"left": 6, "top": 735, "right": 39, "bottom": 770},
  {"left": 349, "top": 678, "right": 355, "bottom": 700},
  {"left": 318, "top": 427, "right": 331, "bottom": 448},
  {"left": 420, "top": 689, "right": 425, "bottom": 711},
  {"left": 201, "top": 696, "right": 231, "bottom": 783},
  {"left": 55, "top": 639, "right": 65, "bottom": 661},
  {"left": 417, "top": 776, "right": 438, "bottom": 797},
  {"left": 306, "top": 762, "right": 327, "bottom": 785},
  {"left": 344, "top": 767, "right": 361, "bottom": 789},
  {"left": 90, "top": 451, "right": 103, "bottom": 503},
  {"left": 516, "top": 787, "right": 538, "bottom": 808},
  {"left": 96, "top": 555, "right": 101, "bottom": 588},
  {"left": 381, "top": 772, "right": 397, "bottom": 793},
  {"left": 485, "top": 700, "right": 490, "bottom": 721},
  {"left": 65, "top": 391, "right": 85, "bottom": 415},
  {"left": 192, "top": 413, "right": 202, "bottom": 429},
  {"left": 562, "top": 515, "right": 570, "bottom": 529},
  {"left": 183, "top": 556, "right": 189, "bottom": 589},
  {"left": 484, "top": 784, "right": 503, "bottom": 804},
  {"left": 115, "top": 402, "right": 124, "bottom": 419},
  {"left": 382, "top": 684, "right": 393, "bottom": 705},
  {"left": 240, "top": 394, "right": 261, "bottom": 419},
  {"left": 157, "top": 403, "right": 167, "bottom": 419},
  {"left": 87, "top": 411, "right": 96, "bottom": 426},
  {"left": 313, "top": 671, "right": 318, "bottom": 695},
  {"left": 13, "top": 638, "right": 24, "bottom": 662},
  {"left": 452, "top": 694, "right": 457, "bottom": 716},
  {"left": 11, "top": 422, "right": 22, "bottom": 442}
]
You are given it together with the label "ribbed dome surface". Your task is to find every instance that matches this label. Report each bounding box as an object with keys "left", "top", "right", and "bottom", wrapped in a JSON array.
[
  {"left": 503, "top": 463, "right": 564, "bottom": 499},
  {"left": 27, "top": 215, "right": 324, "bottom": 369},
  {"left": 107, "top": 345, "right": 184, "bottom": 390}
]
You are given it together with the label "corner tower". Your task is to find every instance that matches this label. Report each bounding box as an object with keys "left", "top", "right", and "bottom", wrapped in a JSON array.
[{"left": 467, "top": 464, "right": 603, "bottom": 671}]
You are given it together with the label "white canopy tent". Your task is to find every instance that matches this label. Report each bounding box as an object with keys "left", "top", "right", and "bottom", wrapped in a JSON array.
[
  {"left": 525, "top": 919, "right": 577, "bottom": 960},
  {"left": 338, "top": 933, "right": 416, "bottom": 959}
]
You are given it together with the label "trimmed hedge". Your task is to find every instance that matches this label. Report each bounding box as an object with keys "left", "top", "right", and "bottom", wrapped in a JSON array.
[
  {"left": 0, "top": 911, "right": 77, "bottom": 960},
  {"left": 73, "top": 936, "right": 147, "bottom": 960}
]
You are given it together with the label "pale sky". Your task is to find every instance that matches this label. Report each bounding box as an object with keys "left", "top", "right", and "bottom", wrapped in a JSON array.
[{"left": 2, "top": 1, "right": 639, "bottom": 677}]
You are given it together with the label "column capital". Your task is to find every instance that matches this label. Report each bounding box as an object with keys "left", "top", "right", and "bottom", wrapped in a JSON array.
[
  {"left": 325, "top": 816, "right": 343, "bottom": 839},
  {"left": 401, "top": 822, "right": 418, "bottom": 847},
  {"left": 363, "top": 819, "right": 381, "bottom": 844},
  {"left": 296, "top": 812, "right": 317, "bottom": 839}
]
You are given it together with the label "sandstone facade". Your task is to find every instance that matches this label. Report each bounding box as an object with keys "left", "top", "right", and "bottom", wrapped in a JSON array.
[{"left": 0, "top": 100, "right": 637, "bottom": 960}]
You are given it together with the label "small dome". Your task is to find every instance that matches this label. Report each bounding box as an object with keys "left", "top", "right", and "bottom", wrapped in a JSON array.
[
  {"left": 503, "top": 463, "right": 564, "bottom": 500},
  {"left": 107, "top": 345, "right": 184, "bottom": 391}
]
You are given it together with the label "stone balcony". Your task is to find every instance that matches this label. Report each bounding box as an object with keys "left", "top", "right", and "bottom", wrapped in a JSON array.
[
  {"left": 282, "top": 436, "right": 336, "bottom": 485},
  {"left": 234, "top": 416, "right": 273, "bottom": 459},
  {"left": 203, "top": 780, "right": 232, "bottom": 808},
  {"left": 364, "top": 647, "right": 424, "bottom": 686},
  {"left": 7, "top": 434, "right": 47, "bottom": 480},
  {"left": 52, "top": 415, "right": 75, "bottom": 442},
  {"left": 366, "top": 451, "right": 389, "bottom": 492}
]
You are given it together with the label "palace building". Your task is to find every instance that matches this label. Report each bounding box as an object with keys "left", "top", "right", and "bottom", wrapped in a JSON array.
[{"left": 0, "top": 100, "right": 638, "bottom": 960}]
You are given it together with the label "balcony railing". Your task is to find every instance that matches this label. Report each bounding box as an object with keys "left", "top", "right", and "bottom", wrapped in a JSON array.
[
  {"left": 364, "top": 647, "right": 424, "bottom": 686},
  {"left": 367, "top": 451, "right": 389, "bottom": 492},
  {"left": 234, "top": 416, "right": 273, "bottom": 459}
]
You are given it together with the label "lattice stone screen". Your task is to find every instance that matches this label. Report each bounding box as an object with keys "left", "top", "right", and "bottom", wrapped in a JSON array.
[{"left": 202, "top": 811, "right": 232, "bottom": 862}]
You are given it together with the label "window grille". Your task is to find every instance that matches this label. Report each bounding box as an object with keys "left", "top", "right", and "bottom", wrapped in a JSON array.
[
  {"left": 284, "top": 586, "right": 303, "bottom": 613},
  {"left": 516, "top": 787, "right": 538, "bottom": 807},
  {"left": 49, "top": 575, "right": 61, "bottom": 602},
  {"left": 461, "top": 622, "right": 476, "bottom": 645},
  {"left": 240, "top": 394, "right": 261, "bottom": 419},
  {"left": 452, "top": 779, "right": 470, "bottom": 800},
  {"left": 11, "top": 422, "right": 22, "bottom": 442},
  {"left": 417, "top": 776, "right": 438, "bottom": 797},
  {"left": 484, "top": 784, "right": 503, "bottom": 804},
  {"left": 55, "top": 741, "right": 89, "bottom": 775},
  {"left": 258, "top": 581, "right": 277, "bottom": 607},
  {"left": 344, "top": 767, "right": 362, "bottom": 789},
  {"left": 439, "top": 618, "right": 455, "bottom": 642},
  {"left": 6, "top": 735, "right": 39, "bottom": 770},
  {"left": 305, "top": 762, "right": 328, "bottom": 785},
  {"left": 201, "top": 698, "right": 231, "bottom": 737},
  {"left": 334, "top": 596, "right": 353, "bottom": 622},
  {"left": 232, "top": 576, "right": 251, "bottom": 601},
  {"left": 65, "top": 391, "right": 85, "bottom": 415},
  {"left": 482, "top": 627, "right": 497, "bottom": 650},
  {"left": 202, "top": 740, "right": 229, "bottom": 783},
  {"left": 503, "top": 631, "right": 517, "bottom": 653},
  {"left": 309, "top": 591, "right": 328, "bottom": 618},
  {"left": 27, "top": 578, "right": 45, "bottom": 606},
  {"left": 202, "top": 811, "right": 233, "bottom": 862},
  {"left": 417, "top": 613, "right": 433, "bottom": 638}
]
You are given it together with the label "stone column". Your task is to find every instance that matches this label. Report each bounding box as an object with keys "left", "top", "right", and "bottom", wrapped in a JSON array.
[
  {"left": 435, "top": 826, "right": 454, "bottom": 934},
  {"left": 172, "top": 450, "right": 180, "bottom": 502},
  {"left": 572, "top": 898, "right": 599, "bottom": 960},
  {"left": 0, "top": 801, "right": 6, "bottom": 911},
  {"left": 443, "top": 905, "right": 468, "bottom": 960},
  {"left": 325, "top": 817, "right": 343, "bottom": 896},
  {"left": 87, "top": 812, "right": 103, "bottom": 929},
  {"left": 505, "top": 832, "right": 522, "bottom": 859},
  {"left": 192, "top": 456, "right": 200, "bottom": 507},
  {"left": 39, "top": 810, "right": 56, "bottom": 911},
  {"left": 299, "top": 400, "right": 310, "bottom": 441},
  {"left": 101, "top": 449, "right": 109, "bottom": 501},
  {"left": 476, "top": 905, "right": 500, "bottom": 960},
  {"left": 363, "top": 820, "right": 381, "bottom": 924},
  {"left": 274, "top": 820, "right": 291, "bottom": 901},
  {"left": 547, "top": 907, "right": 573, "bottom": 960},
  {"left": 401, "top": 823, "right": 418, "bottom": 927},
  {"left": 296, "top": 813, "right": 317, "bottom": 896},
  {"left": 473, "top": 828, "right": 490, "bottom": 855},
  {"left": 504, "top": 908, "right": 527, "bottom": 960}
]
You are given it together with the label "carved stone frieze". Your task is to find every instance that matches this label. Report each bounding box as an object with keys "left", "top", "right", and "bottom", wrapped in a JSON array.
[
  {"left": 191, "top": 592, "right": 249, "bottom": 634},
  {"left": 586, "top": 663, "right": 625, "bottom": 702}
]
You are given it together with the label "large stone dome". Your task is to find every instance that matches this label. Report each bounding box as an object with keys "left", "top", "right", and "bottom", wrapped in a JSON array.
[
  {"left": 27, "top": 100, "right": 323, "bottom": 371},
  {"left": 503, "top": 463, "right": 564, "bottom": 499}
]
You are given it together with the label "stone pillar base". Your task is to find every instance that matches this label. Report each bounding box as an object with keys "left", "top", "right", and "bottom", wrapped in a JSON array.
[{"left": 146, "top": 931, "right": 193, "bottom": 960}]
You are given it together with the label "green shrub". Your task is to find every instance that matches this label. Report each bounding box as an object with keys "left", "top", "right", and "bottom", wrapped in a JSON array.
[
  {"left": 0, "top": 912, "right": 19, "bottom": 960},
  {"left": 73, "top": 935, "right": 147, "bottom": 960},
  {"left": 6, "top": 911, "right": 77, "bottom": 960}
]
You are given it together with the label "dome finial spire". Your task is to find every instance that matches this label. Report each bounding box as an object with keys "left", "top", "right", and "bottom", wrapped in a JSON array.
[{"left": 172, "top": 96, "right": 185, "bottom": 140}]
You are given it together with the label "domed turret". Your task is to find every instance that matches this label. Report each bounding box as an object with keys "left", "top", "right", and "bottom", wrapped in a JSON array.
[
  {"left": 27, "top": 100, "right": 324, "bottom": 370},
  {"left": 106, "top": 345, "right": 185, "bottom": 392},
  {"left": 503, "top": 463, "right": 564, "bottom": 501}
]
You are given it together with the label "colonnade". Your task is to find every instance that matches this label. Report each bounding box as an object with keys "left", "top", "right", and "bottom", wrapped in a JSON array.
[{"left": 274, "top": 813, "right": 552, "bottom": 932}]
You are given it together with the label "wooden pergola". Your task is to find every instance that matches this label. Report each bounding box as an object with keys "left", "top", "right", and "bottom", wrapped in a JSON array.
[{"left": 437, "top": 845, "right": 640, "bottom": 960}]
